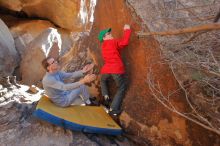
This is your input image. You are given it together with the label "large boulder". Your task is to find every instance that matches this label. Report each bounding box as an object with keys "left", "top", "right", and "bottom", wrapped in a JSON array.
[
  {"left": 0, "top": 0, "right": 97, "bottom": 31},
  {"left": 7, "top": 19, "right": 78, "bottom": 86},
  {"left": 20, "top": 27, "right": 62, "bottom": 86},
  {"left": 0, "top": 0, "right": 22, "bottom": 11},
  {"left": 10, "top": 20, "right": 55, "bottom": 58},
  {"left": 15, "top": 22, "right": 95, "bottom": 92},
  {"left": 0, "top": 19, "right": 18, "bottom": 77},
  {"left": 86, "top": 0, "right": 220, "bottom": 145}
]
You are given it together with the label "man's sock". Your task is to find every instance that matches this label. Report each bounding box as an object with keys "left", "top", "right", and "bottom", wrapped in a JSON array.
[{"left": 85, "top": 99, "right": 91, "bottom": 105}]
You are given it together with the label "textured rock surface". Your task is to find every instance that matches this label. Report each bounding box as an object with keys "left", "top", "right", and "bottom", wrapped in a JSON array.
[
  {"left": 0, "top": 0, "right": 96, "bottom": 31},
  {"left": 0, "top": 0, "right": 22, "bottom": 11},
  {"left": 0, "top": 18, "right": 18, "bottom": 77},
  {"left": 127, "top": 0, "right": 220, "bottom": 31},
  {"left": 87, "top": 0, "right": 220, "bottom": 145},
  {"left": 19, "top": 27, "right": 62, "bottom": 86},
  {"left": 10, "top": 20, "right": 55, "bottom": 58}
]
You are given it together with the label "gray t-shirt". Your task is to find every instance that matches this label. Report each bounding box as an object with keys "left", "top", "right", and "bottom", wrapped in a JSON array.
[{"left": 42, "top": 70, "right": 83, "bottom": 106}]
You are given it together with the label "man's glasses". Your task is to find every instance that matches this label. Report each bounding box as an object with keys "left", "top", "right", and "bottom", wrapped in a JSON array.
[{"left": 49, "top": 60, "right": 58, "bottom": 66}]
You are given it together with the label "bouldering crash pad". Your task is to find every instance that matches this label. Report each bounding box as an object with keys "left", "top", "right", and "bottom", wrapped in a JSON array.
[{"left": 34, "top": 95, "right": 122, "bottom": 135}]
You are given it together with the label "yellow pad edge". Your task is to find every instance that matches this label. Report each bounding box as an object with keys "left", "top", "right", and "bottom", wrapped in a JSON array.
[{"left": 36, "top": 95, "right": 121, "bottom": 130}]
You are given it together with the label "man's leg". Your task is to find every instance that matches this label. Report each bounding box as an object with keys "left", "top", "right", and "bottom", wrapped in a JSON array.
[
  {"left": 65, "top": 87, "right": 82, "bottom": 106},
  {"left": 79, "top": 84, "right": 91, "bottom": 103},
  {"left": 110, "top": 74, "right": 126, "bottom": 112},
  {"left": 66, "top": 85, "right": 90, "bottom": 106}
]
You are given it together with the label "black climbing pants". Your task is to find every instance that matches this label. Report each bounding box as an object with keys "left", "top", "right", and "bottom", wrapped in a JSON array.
[{"left": 100, "top": 74, "right": 126, "bottom": 111}]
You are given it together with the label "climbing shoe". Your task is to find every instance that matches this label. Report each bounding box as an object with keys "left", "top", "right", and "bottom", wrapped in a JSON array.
[{"left": 108, "top": 109, "right": 122, "bottom": 116}]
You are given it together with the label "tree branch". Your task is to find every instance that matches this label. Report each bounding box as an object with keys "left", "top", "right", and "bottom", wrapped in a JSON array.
[{"left": 137, "top": 23, "right": 220, "bottom": 37}]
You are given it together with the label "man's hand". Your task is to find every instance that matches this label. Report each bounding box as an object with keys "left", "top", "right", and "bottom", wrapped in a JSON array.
[
  {"left": 124, "top": 24, "right": 130, "bottom": 30},
  {"left": 79, "top": 74, "right": 96, "bottom": 84},
  {"left": 82, "top": 63, "right": 95, "bottom": 74}
]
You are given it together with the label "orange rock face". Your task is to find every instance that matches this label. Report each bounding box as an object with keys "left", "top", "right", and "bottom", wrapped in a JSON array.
[
  {"left": 0, "top": 0, "right": 22, "bottom": 11},
  {"left": 87, "top": 0, "right": 219, "bottom": 145},
  {"left": 0, "top": 0, "right": 96, "bottom": 31}
]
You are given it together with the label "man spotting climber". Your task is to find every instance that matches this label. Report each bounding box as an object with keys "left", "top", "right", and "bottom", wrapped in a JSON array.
[
  {"left": 98, "top": 24, "right": 131, "bottom": 115},
  {"left": 42, "top": 57, "right": 97, "bottom": 107}
]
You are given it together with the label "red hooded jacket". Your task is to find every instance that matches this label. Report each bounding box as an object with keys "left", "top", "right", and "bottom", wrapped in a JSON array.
[{"left": 101, "top": 29, "right": 131, "bottom": 74}]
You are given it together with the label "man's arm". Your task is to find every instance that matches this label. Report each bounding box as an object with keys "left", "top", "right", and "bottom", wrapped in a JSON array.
[
  {"left": 44, "top": 73, "right": 96, "bottom": 91},
  {"left": 44, "top": 76, "right": 82, "bottom": 91},
  {"left": 60, "top": 63, "right": 94, "bottom": 80},
  {"left": 60, "top": 71, "right": 83, "bottom": 80},
  {"left": 117, "top": 24, "right": 132, "bottom": 49}
]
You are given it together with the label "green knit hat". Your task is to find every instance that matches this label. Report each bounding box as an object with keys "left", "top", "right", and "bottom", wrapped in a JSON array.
[{"left": 98, "top": 28, "right": 111, "bottom": 42}]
